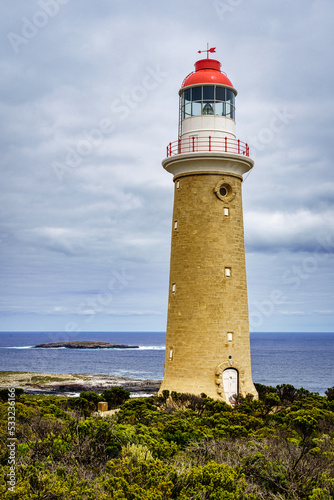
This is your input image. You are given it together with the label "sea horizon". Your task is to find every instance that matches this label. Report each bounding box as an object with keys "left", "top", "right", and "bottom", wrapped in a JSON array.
[
  {"left": 1, "top": 330, "right": 333, "bottom": 334},
  {"left": 0, "top": 331, "right": 333, "bottom": 396}
]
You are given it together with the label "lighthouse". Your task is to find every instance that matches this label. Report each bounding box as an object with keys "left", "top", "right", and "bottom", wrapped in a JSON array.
[{"left": 159, "top": 47, "right": 258, "bottom": 403}]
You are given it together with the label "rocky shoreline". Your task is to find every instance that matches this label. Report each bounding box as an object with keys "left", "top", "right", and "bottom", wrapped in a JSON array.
[
  {"left": 0, "top": 371, "right": 160, "bottom": 396},
  {"left": 33, "top": 341, "right": 139, "bottom": 349}
]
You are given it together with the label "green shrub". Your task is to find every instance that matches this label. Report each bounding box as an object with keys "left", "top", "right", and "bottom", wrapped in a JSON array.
[
  {"left": 0, "top": 387, "right": 24, "bottom": 402},
  {"left": 101, "top": 387, "right": 130, "bottom": 409},
  {"left": 0, "top": 384, "right": 333, "bottom": 499},
  {"left": 325, "top": 387, "right": 334, "bottom": 401},
  {"left": 68, "top": 396, "right": 95, "bottom": 416},
  {"left": 176, "top": 460, "right": 251, "bottom": 499},
  {"left": 79, "top": 391, "right": 103, "bottom": 405}
]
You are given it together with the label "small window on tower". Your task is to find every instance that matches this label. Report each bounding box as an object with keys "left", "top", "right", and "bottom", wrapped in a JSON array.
[
  {"left": 220, "top": 186, "right": 228, "bottom": 197},
  {"left": 225, "top": 267, "right": 231, "bottom": 277}
]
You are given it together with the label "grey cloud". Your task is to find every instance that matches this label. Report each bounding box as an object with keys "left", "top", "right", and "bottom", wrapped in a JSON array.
[{"left": 1, "top": 0, "right": 333, "bottom": 332}]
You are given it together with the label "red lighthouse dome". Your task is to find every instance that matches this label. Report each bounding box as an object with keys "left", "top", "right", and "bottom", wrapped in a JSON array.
[{"left": 181, "top": 58, "right": 235, "bottom": 91}]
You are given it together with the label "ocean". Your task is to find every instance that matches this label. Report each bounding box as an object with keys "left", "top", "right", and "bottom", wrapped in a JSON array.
[{"left": 0, "top": 331, "right": 333, "bottom": 396}]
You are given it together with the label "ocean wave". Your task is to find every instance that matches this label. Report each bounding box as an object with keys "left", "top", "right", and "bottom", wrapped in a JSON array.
[
  {"left": 1, "top": 346, "right": 34, "bottom": 349},
  {"left": 138, "top": 346, "right": 165, "bottom": 350},
  {"left": 33, "top": 347, "right": 67, "bottom": 349}
]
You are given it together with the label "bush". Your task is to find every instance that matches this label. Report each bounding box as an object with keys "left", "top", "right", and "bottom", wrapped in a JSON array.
[
  {"left": 176, "top": 460, "right": 250, "bottom": 499},
  {"left": 101, "top": 387, "right": 130, "bottom": 409},
  {"left": 68, "top": 396, "right": 95, "bottom": 416},
  {"left": 0, "top": 383, "right": 333, "bottom": 499},
  {"left": 325, "top": 387, "right": 334, "bottom": 401},
  {"left": 79, "top": 391, "right": 103, "bottom": 406},
  {"left": 254, "top": 383, "right": 277, "bottom": 401},
  {"left": 116, "top": 398, "right": 161, "bottom": 425},
  {"left": 0, "top": 387, "right": 24, "bottom": 402}
]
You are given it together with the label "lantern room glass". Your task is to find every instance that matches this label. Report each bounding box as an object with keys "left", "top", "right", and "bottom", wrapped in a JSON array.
[{"left": 181, "top": 85, "right": 235, "bottom": 120}]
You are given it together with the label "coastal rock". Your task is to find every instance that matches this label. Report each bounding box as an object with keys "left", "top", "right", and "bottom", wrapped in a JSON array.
[
  {"left": 0, "top": 371, "right": 161, "bottom": 396},
  {"left": 33, "top": 341, "right": 139, "bottom": 349}
]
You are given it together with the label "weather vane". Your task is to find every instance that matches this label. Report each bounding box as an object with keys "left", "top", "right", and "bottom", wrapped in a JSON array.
[{"left": 198, "top": 43, "right": 216, "bottom": 59}]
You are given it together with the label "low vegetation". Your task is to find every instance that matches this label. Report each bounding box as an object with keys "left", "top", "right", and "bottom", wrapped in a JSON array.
[
  {"left": 1, "top": 384, "right": 334, "bottom": 499},
  {"left": 0, "top": 372, "right": 83, "bottom": 385}
]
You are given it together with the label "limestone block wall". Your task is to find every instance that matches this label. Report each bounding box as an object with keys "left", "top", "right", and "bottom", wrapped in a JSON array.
[{"left": 159, "top": 171, "right": 258, "bottom": 402}]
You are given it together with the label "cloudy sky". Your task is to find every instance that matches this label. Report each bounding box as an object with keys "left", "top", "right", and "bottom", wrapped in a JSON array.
[{"left": 1, "top": 0, "right": 333, "bottom": 333}]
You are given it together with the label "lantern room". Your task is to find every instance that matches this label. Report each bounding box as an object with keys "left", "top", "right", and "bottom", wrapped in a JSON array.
[
  {"left": 181, "top": 85, "right": 236, "bottom": 120},
  {"left": 165, "top": 48, "right": 250, "bottom": 161},
  {"left": 178, "top": 56, "right": 237, "bottom": 144}
]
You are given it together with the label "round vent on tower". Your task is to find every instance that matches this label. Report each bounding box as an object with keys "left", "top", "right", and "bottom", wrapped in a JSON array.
[{"left": 214, "top": 181, "right": 235, "bottom": 202}]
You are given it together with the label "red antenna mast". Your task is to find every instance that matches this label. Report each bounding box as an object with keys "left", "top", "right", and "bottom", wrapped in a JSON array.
[{"left": 198, "top": 43, "right": 216, "bottom": 59}]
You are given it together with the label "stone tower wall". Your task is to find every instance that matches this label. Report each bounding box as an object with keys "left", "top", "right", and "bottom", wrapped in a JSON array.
[{"left": 159, "top": 171, "right": 257, "bottom": 401}]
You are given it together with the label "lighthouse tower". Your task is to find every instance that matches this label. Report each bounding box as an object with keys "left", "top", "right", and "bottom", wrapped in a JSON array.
[{"left": 159, "top": 48, "right": 258, "bottom": 403}]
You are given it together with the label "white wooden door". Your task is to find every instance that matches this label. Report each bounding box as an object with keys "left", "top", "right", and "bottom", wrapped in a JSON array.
[{"left": 223, "top": 368, "right": 238, "bottom": 402}]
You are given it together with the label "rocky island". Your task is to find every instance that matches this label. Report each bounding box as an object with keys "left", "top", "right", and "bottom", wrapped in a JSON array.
[{"left": 33, "top": 341, "right": 139, "bottom": 349}]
